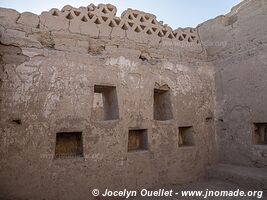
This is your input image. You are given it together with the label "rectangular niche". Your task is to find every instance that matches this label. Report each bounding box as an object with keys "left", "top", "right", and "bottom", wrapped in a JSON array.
[
  {"left": 253, "top": 123, "right": 267, "bottom": 145},
  {"left": 178, "top": 126, "right": 194, "bottom": 147},
  {"left": 55, "top": 132, "right": 83, "bottom": 158},
  {"left": 92, "top": 85, "right": 119, "bottom": 121},
  {"left": 153, "top": 87, "right": 173, "bottom": 121},
  {"left": 128, "top": 129, "right": 148, "bottom": 152}
]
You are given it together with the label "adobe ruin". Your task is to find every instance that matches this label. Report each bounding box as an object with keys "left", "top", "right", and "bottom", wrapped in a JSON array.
[{"left": 0, "top": 0, "right": 266, "bottom": 199}]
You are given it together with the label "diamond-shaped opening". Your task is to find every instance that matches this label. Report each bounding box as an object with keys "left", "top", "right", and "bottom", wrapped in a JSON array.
[
  {"left": 128, "top": 22, "right": 134, "bottom": 27},
  {"left": 140, "top": 25, "right": 146, "bottom": 30},
  {"left": 102, "top": 16, "right": 108, "bottom": 22},
  {"left": 94, "top": 18, "right": 101, "bottom": 24},
  {"left": 81, "top": 16, "right": 88, "bottom": 22},
  {"left": 168, "top": 33, "right": 174, "bottom": 39},
  {"left": 88, "top": 13, "right": 94, "bottom": 19},
  {"left": 146, "top": 29, "right": 152, "bottom": 35},
  {"left": 128, "top": 14, "right": 134, "bottom": 20},
  {"left": 66, "top": 13, "right": 74, "bottom": 20},
  {"left": 140, "top": 17, "right": 145, "bottom": 22},
  {"left": 74, "top": 10, "right": 81, "bottom": 16},
  {"left": 134, "top": 26, "right": 141, "bottom": 33},
  {"left": 102, "top": 8, "right": 108, "bottom": 14},
  {"left": 121, "top": 24, "right": 128, "bottom": 30},
  {"left": 178, "top": 35, "right": 184, "bottom": 41},
  {"left": 158, "top": 31, "right": 164, "bottom": 37},
  {"left": 133, "top": 13, "right": 138, "bottom": 18},
  {"left": 152, "top": 27, "right": 157, "bottom": 32},
  {"left": 109, "top": 20, "right": 116, "bottom": 27},
  {"left": 114, "top": 18, "right": 121, "bottom": 25}
]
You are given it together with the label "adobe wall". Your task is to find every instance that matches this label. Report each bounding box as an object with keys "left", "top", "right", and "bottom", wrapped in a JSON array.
[
  {"left": 0, "top": 3, "right": 215, "bottom": 199},
  {"left": 198, "top": 0, "right": 267, "bottom": 167}
]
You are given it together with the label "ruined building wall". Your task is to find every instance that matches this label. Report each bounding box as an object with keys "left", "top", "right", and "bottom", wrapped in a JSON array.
[
  {"left": 198, "top": 0, "right": 267, "bottom": 167},
  {"left": 0, "top": 4, "right": 215, "bottom": 199}
]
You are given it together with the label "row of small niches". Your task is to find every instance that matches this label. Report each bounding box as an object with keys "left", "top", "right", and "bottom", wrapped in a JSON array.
[
  {"left": 92, "top": 85, "right": 173, "bottom": 121},
  {"left": 54, "top": 127, "right": 195, "bottom": 158}
]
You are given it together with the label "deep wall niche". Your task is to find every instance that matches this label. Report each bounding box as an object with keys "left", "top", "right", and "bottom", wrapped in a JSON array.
[{"left": 92, "top": 85, "right": 119, "bottom": 121}]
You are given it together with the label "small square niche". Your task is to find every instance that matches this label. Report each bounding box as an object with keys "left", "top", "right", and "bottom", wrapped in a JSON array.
[
  {"left": 253, "top": 123, "right": 267, "bottom": 145},
  {"left": 128, "top": 129, "right": 148, "bottom": 152},
  {"left": 92, "top": 85, "right": 119, "bottom": 121},
  {"left": 55, "top": 132, "right": 83, "bottom": 158},
  {"left": 153, "top": 87, "right": 173, "bottom": 121},
  {"left": 178, "top": 126, "right": 194, "bottom": 147}
]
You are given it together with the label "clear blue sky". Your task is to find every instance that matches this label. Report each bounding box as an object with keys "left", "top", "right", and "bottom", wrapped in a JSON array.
[{"left": 0, "top": 0, "right": 241, "bottom": 28}]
